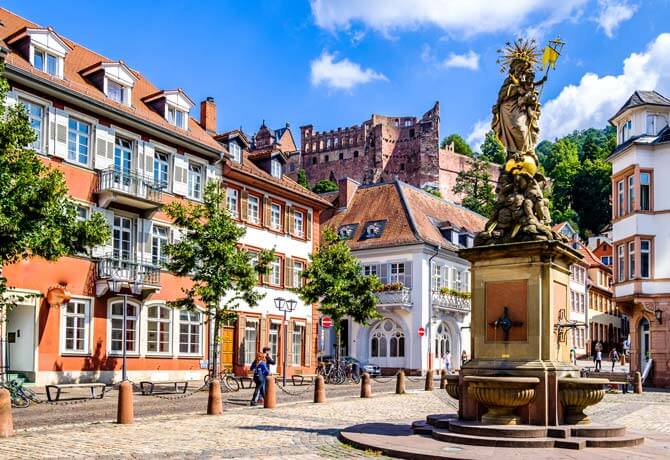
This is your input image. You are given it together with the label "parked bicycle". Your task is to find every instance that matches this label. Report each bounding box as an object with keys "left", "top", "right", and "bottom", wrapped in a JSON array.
[
  {"left": 1, "top": 379, "right": 39, "bottom": 408},
  {"left": 317, "top": 358, "right": 360, "bottom": 384},
  {"left": 203, "top": 369, "right": 241, "bottom": 392}
]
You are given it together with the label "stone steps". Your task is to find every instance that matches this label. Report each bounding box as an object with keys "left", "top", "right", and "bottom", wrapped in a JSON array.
[{"left": 431, "top": 428, "right": 557, "bottom": 448}]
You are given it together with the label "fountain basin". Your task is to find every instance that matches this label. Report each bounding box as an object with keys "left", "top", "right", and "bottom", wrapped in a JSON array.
[
  {"left": 445, "top": 374, "right": 460, "bottom": 400},
  {"left": 464, "top": 376, "right": 539, "bottom": 425},
  {"left": 558, "top": 377, "right": 608, "bottom": 425}
]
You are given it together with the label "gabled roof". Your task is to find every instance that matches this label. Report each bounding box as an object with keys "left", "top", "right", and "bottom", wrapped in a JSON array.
[
  {"left": 575, "top": 241, "right": 611, "bottom": 273},
  {"left": 0, "top": 8, "right": 222, "bottom": 153},
  {"left": 609, "top": 90, "right": 670, "bottom": 123},
  {"left": 324, "top": 180, "right": 486, "bottom": 252},
  {"left": 214, "top": 129, "right": 251, "bottom": 148}
]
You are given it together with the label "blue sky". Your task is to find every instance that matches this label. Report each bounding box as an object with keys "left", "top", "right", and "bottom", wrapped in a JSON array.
[{"left": 5, "top": 0, "right": 670, "bottom": 149}]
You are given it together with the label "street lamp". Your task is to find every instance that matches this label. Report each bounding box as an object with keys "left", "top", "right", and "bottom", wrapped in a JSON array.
[
  {"left": 275, "top": 297, "right": 297, "bottom": 386},
  {"left": 108, "top": 275, "right": 143, "bottom": 381},
  {"left": 655, "top": 308, "right": 663, "bottom": 325}
]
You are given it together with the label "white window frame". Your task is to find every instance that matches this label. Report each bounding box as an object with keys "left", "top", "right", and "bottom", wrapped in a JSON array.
[
  {"left": 154, "top": 151, "right": 170, "bottom": 190},
  {"left": 166, "top": 105, "right": 187, "bottom": 129},
  {"left": 617, "top": 180, "right": 624, "bottom": 216},
  {"left": 269, "top": 257, "right": 282, "bottom": 286},
  {"left": 146, "top": 304, "right": 172, "bottom": 355},
  {"left": 617, "top": 245, "right": 625, "bottom": 282},
  {"left": 293, "top": 210, "right": 304, "bottom": 237},
  {"left": 244, "top": 320, "right": 258, "bottom": 364},
  {"left": 106, "top": 78, "right": 127, "bottom": 104},
  {"left": 188, "top": 162, "right": 204, "bottom": 201},
  {"left": 640, "top": 240, "right": 651, "bottom": 279},
  {"left": 152, "top": 225, "right": 169, "bottom": 267},
  {"left": 293, "top": 260, "right": 304, "bottom": 288},
  {"left": 270, "top": 203, "right": 281, "bottom": 230},
  {"left": 67, "top": 117, "right": 91, "bottom": 166},
  {"left": 389, "top": 263, "right": 405, "bottom": 285},
  {"left": 60, "top": 298, "right": 92, "bottom": 355},
  {"left": 108, "top": 300, "right": 141, "bottom": 356},
  {"left": 363, "top": 264, "right": 378, "bottom": 277},
  {"left": 628, "top": 241, "right": 635, "bottom": 279},
  {"left": 271, "top": 158, "right": 282, "bottom": 178},
  {"left": 226, "top": 187, "right": 239, "bottom": 218},
  {"left": 247, "top": 195, "right": 260, "bottom": 224},
  {"left": 292, "top": 324, "right": 304, "bottom": 366},
  {"left": 268, "top": 321, "right": 280, "bottom": 360},
  {"left": 627, "top": 175, "right": 635, "bottom": 213},
  {"left": 31, "top": 45, "right": 63, "bottom": 78},
  {"left": 18, "top": 96, "right": 45, "bottom": 153},
  {"left": 179, "top": 310, "right": 203, "bottom": 356},
  {"left": 229, "top": 142, "right": 242, "bottom": 163}
]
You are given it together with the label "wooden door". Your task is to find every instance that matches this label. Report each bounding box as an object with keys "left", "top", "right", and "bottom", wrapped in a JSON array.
[{"left": 221, "top": 325, "right": 235, "bottom": 371}]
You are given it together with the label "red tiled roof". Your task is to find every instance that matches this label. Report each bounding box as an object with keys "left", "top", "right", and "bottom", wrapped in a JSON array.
[
  {"left": 0, "top": 8, "right": 222, "bottom": 153},
  {"left": 324, "top": 180, "right": 487, "bottom": 251},
  {"left": 576, "top": 242, "right": 610, "bottom": 271}
]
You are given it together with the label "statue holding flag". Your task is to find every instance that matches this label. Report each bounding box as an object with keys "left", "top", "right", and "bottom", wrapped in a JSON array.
[{"left": 476, "top": 37, "right": 567, "bottom": 246}]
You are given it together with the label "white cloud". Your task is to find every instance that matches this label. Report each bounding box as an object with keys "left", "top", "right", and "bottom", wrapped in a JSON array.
[
  {"left": 540, "top": 33, "right": 670, "bottom": 141},
  {"left": 441, "top": 51, "right": 480, "bottom": 71},
  {"left": 310, "top": 51, "right": 388, "bottom": 90},
  {"left": 310, "top": 0, "right": 588, "bottom": 37},
  {"left": 596, "top": 0, "right": 637, "bottom": 37},
  {"left": 467, "top": 119, "right": 491, "bottom": 151}
]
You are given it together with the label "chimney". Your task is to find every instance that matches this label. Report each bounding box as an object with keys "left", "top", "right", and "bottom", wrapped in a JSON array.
[
  {"left": 338, "top": 177, "right": 360, "bottom": 209},
  {"left": 200, "top": 97, "right": 216, "bottom": 135}
]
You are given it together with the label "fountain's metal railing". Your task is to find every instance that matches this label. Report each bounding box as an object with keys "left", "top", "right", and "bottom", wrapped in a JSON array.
[
  {"left": 375, "top": 287, "right": 412, "bottom": 306},
  {"left": 431, "top": 291, "right": 471, "bottom": 312}
]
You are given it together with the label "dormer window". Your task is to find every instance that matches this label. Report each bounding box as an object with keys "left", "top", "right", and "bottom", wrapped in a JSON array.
[
  {"left": 167, "top": 106, "right": 186, "bottom": 129},
  {"left": 107, "top": 79, "right": 126, "bottom": 104},
  {"left": 621, "top": 119, "right": 632, "bottom": 143},
  {"left": 142, "top": 89, "right": 194, "bottom": 130},
  {"left": 229, "top": 142, "right": 242, "bottom": 163},
  {"left": 9, "top": 28, "right": 71, "bottom": 79},
  {"left": 81, "top": 61, "right": 137, "bottom": 107},
  {"left": 33, "top": 48, "right": 60, "bottom": 76},
  {"left": 271, "top": 158, "right": 282, "bottom": 178}
]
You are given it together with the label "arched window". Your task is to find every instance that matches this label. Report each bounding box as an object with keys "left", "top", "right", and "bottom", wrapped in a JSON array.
[
  {"left": 434, "top": 322, "right": 451, "bottom": 359},
  {"left": 110, "top": 300, "right": 139, "bottom": 354},
  {"left": 147, "top": 304, "right": 172, "bottom": 353},
  {"left": 370, "top": 318, "right": 405, "bottom": 358}
]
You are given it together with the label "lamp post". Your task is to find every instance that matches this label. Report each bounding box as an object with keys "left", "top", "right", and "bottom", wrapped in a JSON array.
[
  {"left": 108, "top": 276, "right": 143, "bottom": 381},
  {"left": 275, "top": 297, "right": 297, "bottom": 386}
]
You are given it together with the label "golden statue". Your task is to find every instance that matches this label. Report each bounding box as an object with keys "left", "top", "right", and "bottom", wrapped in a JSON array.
[{"left": 476, "top": 38, "right": 567, "bottom": 246}]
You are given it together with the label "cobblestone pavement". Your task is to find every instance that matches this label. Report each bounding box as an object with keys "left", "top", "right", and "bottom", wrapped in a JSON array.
[{"left": 5, "top": 386, "right": 670, "bottom": 459}]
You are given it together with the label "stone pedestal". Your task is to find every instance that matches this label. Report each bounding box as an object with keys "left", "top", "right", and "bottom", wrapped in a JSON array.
[{"left": 459, "top": 241, "right": 582, "bottom": 426}]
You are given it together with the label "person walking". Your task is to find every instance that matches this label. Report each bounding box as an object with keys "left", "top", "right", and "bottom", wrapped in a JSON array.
[
  {"left": 263, "top": 347, "right": 276, "bottom": 374},
  {"left": 461, "top": 350, "right": 468, "bottom": 366},
  {"left": 444, "top": 352, "right": 452, "bottom": 374},
  {"left": 609, "top": 348, "right": 620, "bottom": 372},
  {"left": 250, "top": 353, "right": 269, "bottom": 406},
  {"left": 595, "top": 349, "right": 603, "bottom": 372}
]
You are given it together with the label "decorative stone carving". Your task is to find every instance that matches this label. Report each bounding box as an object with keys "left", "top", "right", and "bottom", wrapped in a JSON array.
[
  {"left": 445, "top": 374, "right": 460, "bottom": 400},
  {"left": 465, "top": 376, "right": 539, "bottom": 425},
  {"left": 558, "top": 378, "right": 608, "bottom": 425}
]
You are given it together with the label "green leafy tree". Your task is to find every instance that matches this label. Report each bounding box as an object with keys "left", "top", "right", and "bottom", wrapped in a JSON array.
[
  {"left": 0, "top": 70, "right": 109, "bottom": 309},
  {"left": 571, "top": 159, "right": 612, "bottom": 236},
  {"left": 441, "top": 133, "right": 473, "bottom": 157},
  {"left": 425, "top": 188, "right": 443, "bottom": 199},
  {"left": 452, "top": 157, "right": 496, "bottom": 217},
  {"left": 545, "top": 138, "right": 580, "bottom": 226},
  {"left": 312, "top": 179, "right": 339, "bottom": 193},
  {"left": 296, "top": 169, "right": 310, "bottom": 189},
  {"left": 294, "top": 227, "right": 382, "bottom": 358},
  {"left": 165, "top": 182, "right": 273, "bottom": 376},
  {"left": 479, "top": 130, "right": 506, "bottom": 164}
]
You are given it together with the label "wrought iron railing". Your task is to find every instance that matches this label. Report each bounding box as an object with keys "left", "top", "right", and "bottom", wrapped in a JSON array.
[
  {"left": 375, "top": 287, "right": 413, "bottom": 306},
  {"left": 97, "top": 168, "right": 163, "bottom": 202},
  {"left": 96, "top": 257, "right": 161, "bottom": 286},
  {"left": 431, "top": 290, "right": 471, "bottom": 312}
]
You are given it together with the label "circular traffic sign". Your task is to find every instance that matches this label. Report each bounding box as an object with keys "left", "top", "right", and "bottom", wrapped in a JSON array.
[
  {"left": 418, "top": 326, "right": 425, "bottom": 337},
  {"left": 321, "top": 316, "right": 333, "bottom": 328}
]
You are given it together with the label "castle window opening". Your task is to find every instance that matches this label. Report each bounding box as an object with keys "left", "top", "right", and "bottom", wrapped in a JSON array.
[
  {"left": 353, "top": 150, "right": 359, "bottom": 158},
  {"left": 339, "top": 152, "right": 344, "bottom": 160}
]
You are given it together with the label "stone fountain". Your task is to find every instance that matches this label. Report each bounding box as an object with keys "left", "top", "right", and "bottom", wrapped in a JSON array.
[{"left": 339, "top": 39, "right": 648, "bottom": 456}]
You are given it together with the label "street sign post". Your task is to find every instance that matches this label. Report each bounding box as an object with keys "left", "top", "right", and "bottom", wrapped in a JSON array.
[
  {"left": 418, "top": 326, "right": 425, "bottom": 337},
  {"left": 321, "top": 316, "right": 333, "bottom": 328}
]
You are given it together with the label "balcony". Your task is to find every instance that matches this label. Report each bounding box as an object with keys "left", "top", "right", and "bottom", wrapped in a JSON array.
[
  {"left": 96, "top": 168, "right": 163, "bottom": 216},
  {"left": 375, "top": 287, "right": 413, "bottom": 310},
  {"left": 95, "top": 257, "right": 161, "bottom": 298},
  {"left": 431, "top": 290, "right": 471, "bottom": 313}
]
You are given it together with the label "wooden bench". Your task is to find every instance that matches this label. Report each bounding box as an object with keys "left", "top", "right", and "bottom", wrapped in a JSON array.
[
  {"left": 45, "top": 383, "right": 106, "bottom": 402},
  {"left": 582, "top": 371, "right": 630, "bottom": 393},
  {"left": 291, "top": 370, "right": 318, "bottom": 386},
  {"left": 139, "top": 381, "right": 189, "bottom": 395}
]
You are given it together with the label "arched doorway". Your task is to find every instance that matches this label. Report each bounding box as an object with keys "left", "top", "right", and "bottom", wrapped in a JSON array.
[
  {"left": 369, "top": 318, "right": 406, "bottom": 369},
  {"left": 639, "top": 318, "right": 650, "bottom": 371},
  {"left": 434, "top": 322, "right": 455, "bottom": 369}
]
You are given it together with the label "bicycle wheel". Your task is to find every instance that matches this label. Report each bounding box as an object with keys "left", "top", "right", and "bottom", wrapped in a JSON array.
[
  {"left": 21, "top": 386, "right": 39, "bottom": 403},
  {"left": 334, "top": 368, "right": 346, "bottom": 385},
  {"left": 11, "top": 393, "right": 30, "bottom": 408},
  {"left": 225, "top": 375, "right": 240, "bottom": 392},
  {"left": 351, "top": 373, "right": 361, "bottom": 384}
]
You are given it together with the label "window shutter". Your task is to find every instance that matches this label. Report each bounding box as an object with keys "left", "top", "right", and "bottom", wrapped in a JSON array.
[
  {"left": 286, "top": 321, "right": 294, "bottom": 367},
  {"left": 240, "top": 190, "right": 248, "bottom": 221},
  {"left": 140, "top": 218, "right": 153, "bottom": 265},
  {"left": 93, "top": 124, "right": 115, "bottom": 170},
  {"left": 263, "top": 196, "right": 272, "bottom": 228},
  {"left": 305, "top": 320, "right": 312, "bottom": 368},
  {"left": 306, "top": 211, "right": 313, "bottom": 241},
  {"left": 206, "top": 163, "right": 218, "bottom": 185},
  {"left": 4, "top": 90, "right": 17, "bottom": 108},
  {"left": 260, "top": 318, "right": 268, "bottom": 352},
  {"left": 379, "top": 263, "right": 388, "bottom": 284},
  {"left": 284, "top": 205, "right": 291, "bottom": 235},
  {"left": 138, "top": 141, "right": 155, "bottom": 181},
  {"left": 404, "top": 262, "right": 412, "bottom": 288},
  {"left": 237, "top": 316, "right": 246, "bottom": 365},
  {"left": 284, "top": 256, "right": 293, "bottom": 288},
  {"left": 171, "top": 226, "right": 186, "bottom": 243},
  {"left": 90, "top": 207, "right": 114, "bottom": 258},
  {"left": 173, "top": 154, "right": 189, "bottom": 196},
  {"left": 287, "top": 207, "right": 295, "bottom": 235}
]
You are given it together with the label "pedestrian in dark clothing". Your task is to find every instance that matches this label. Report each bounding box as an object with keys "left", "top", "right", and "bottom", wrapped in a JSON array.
[
  {"left": 250, "top": 353, "right": 269, "bottom": 406},
  {"left": 263, "top": 347, "right": 276, "bottom": 366},
  {"left": 595, "top": 350, "right": 602, "bottom": 372},
  {"left": 609, "top": 349, "right": 619, "bottom": 372}
]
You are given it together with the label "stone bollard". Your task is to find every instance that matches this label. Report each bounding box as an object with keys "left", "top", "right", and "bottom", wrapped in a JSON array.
[
  {"left": 360, "top": 372, "right": 372, "bottom": 398},
  {"left": 116, "top": 380, "right": 134, "bottom": 424},
  {"left": 0, "top": 388, "right": 15, "bottom": 438},
  {"left": 634, "top": 371, "right": 643, "bottom": 394},
  {"left": 395, "top": 370, "right": 406, "bottom": 395},
  {"left": 425, "top": 369, "right": 434, "bottom": 391},
  {"left": 207, "top": 379, "right": 223, "bottom": 415},
  {"left": 264, "top": 376, "right": 276, "bottom": 409},
  {"left": 314, "top": 375, "right": 326, "bottom": 403},
  {"left": 440, "top": 369, "right": 447, "bottom": 389}
]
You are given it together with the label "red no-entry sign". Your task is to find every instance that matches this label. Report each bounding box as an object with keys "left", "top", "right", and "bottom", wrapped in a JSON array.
[
  {"left": 321, "top": 316, "right": 333, "bottom": 328},
  {"left": 418, "top": 326, "right": 425, "bottom": 337}
]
